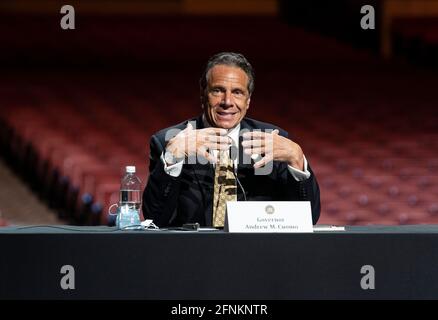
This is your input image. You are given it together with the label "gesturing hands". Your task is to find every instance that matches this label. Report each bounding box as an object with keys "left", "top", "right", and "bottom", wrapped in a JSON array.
[
  {"left": 242, "top": 130, "right": 305, "bottom": 170},
  {"left": 164, "top": 123, "right": 304, "bottom": 170},
  {"left": 165, "top": 123, "right": 231, "bottom": 164}
]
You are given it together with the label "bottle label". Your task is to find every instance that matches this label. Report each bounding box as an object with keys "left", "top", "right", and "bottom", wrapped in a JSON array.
[{"left": 116, "top": 204, "right": 141, "bottom": 230}]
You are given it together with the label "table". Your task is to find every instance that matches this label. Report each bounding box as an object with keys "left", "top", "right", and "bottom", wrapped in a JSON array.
[{"left": 1, "top": 225, "right": 438, "bottom": 299}]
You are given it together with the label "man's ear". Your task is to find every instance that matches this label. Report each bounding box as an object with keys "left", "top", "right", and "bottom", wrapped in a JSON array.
[{"left": 246, "top": 98, "right": 251, "bottom": 109}]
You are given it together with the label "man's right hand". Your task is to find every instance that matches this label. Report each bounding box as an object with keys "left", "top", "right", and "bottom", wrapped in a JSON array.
[{"left": 165, "top": 123, "right": 230, "bottom": 164}]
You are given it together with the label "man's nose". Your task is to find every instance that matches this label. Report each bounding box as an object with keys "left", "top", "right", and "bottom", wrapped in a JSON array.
[{"left": 221, "top": 91, "right": 233, "bottom": 107}]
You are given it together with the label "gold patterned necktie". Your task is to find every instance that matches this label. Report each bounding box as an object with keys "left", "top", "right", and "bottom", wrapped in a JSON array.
[{"left": 213, "top": 150, "right": 237, "bottom": 227}]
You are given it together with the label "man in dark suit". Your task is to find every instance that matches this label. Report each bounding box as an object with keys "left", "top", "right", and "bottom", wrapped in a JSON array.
[{"left": 143, "top": 52, "right": 320, "bottom": 227}]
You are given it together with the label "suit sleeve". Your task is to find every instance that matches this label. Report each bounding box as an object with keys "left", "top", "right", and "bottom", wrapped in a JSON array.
[
  {"left": 142, "top": 134, "right": 182, "bottom": 227},
  {"left": 276, "top": 161, "right": 321, "bottom": 225},
  {"left": 275, "top": 130, "right": 321, "bottom": 225}
]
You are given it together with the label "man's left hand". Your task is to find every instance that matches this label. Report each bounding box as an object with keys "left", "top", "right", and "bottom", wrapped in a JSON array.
[{"left": 242, "top": 130, "right": 304, "bottom": 170}]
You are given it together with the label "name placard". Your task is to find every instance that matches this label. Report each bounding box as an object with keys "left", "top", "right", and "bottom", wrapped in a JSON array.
[{"left": 225, "top": 201, "right": 313, "bottom": 233}]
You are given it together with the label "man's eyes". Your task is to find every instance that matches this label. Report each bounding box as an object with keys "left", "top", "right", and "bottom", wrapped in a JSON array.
[
  {"left": 210, "top": 88, "right": 245, "bottom": 96},
  {"left": 210, "top": 88, "right": 223, "bottom": 95}
]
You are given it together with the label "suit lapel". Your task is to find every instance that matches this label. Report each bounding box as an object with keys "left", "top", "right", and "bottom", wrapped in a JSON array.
[
  {"left": 190, "top": 115, "right": 215, "bottom": 225},
  {"left": 238, "top": 118, "right": 255, "bottom": 172}
]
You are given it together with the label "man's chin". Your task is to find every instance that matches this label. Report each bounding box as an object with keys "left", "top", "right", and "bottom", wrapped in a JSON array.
[{"left": 216, "top": 121, "right": 237, "bottom": 129}]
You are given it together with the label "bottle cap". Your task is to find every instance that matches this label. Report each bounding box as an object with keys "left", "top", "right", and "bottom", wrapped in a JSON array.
[{"left": 126, "top": 166, "right": 136, "bottom": 173}]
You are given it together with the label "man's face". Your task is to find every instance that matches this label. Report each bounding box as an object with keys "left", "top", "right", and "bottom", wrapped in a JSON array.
[{"left": 203, "top": 65, "right": 250, "bottom": 129}]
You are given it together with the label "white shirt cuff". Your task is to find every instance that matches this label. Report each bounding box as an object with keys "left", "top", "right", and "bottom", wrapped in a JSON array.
[
  {"left": 287, "top": 155, "right": 311, "bottom": 181},
  {"left": 160, "top": 152, "right": 184, "bottom": 177}
]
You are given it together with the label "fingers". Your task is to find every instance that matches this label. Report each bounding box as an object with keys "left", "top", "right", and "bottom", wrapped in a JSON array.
[
  {"left": 181, "top": 127, "right": 229, "bottom": 154},
  {"left": 242, "top": 131, "right": 276, "bottom": 158},
  {"left": 242, "top": 130, "right": 278, "bottom": 141},
  {"left": 205, "top": 142, "right": 231, "bottom": 151},
  {"left": 242, "top": 131, "right": 265, "bottom": 140},
  {"left": 241, "top": 131, "right": 274, "bottom": 168},
  {"left": 203, "top": 135, "right": 231, "bottom": 144},
  {"left": 203, "top": 136, "right": 231, "bottom": 152},
  {"left": 254, "top": 154, "right": 273, "bottom": 169},
  {"left": 202, "top": 128, "right": 228, "bottom": 136},
  {"left": 199, "top": 131, "right": 232, "bottom": 152},
  {"left": 198, "top": 146, "right": 216, "bottom": 163},
  {"left": 244, "top": 147, "right": 265, "bottom": 155},
  {"left": 241, "top": 139, "right": 265, "bottom": 148}
]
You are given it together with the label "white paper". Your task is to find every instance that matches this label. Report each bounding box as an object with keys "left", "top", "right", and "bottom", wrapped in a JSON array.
[{"left": 226, "top": 201, "right": 313, "bottom": 233}]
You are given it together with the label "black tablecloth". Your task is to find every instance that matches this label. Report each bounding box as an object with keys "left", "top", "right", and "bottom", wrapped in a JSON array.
[{"left": 1, "top": 225, "right": 438, "bottom": 299}]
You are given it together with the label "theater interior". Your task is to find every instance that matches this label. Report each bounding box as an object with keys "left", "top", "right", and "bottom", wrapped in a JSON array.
[{"left": 0, "top": 0, "right": 437, "bottom": 227}]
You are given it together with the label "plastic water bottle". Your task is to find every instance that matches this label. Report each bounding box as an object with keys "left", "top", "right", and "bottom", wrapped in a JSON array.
[
  {"left": 117, "top": 165, "right": 142, "bottom": 229},
  {"left": 120, "top": 166, "right": 142, "bottom": 211}
]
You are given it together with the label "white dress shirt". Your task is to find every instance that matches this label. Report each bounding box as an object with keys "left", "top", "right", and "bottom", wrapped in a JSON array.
[{"left": 160, "top": 120, "right": 311, "bottom": 181}]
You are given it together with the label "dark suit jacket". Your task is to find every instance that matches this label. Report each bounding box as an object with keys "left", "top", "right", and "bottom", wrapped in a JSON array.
[{"left": 142, "top": 116, "right": 321, "bottom": 227}]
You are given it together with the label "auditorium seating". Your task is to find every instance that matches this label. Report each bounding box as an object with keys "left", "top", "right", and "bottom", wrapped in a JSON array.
[
  {"left": 0, "top": 219, "right": 7, "bottom": 227},
  {"left": 0, "top": 16, "right": 437, "bottom": 226}
]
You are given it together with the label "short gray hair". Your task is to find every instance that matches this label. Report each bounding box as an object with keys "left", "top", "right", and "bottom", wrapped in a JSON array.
[{"left": 200, "top": 52, "right": 255, "bottom": 96}]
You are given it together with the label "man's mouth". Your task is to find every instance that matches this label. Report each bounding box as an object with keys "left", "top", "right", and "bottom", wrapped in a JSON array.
[{"left": 216, "top": 111, "right": 237, "bottom": 119}]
